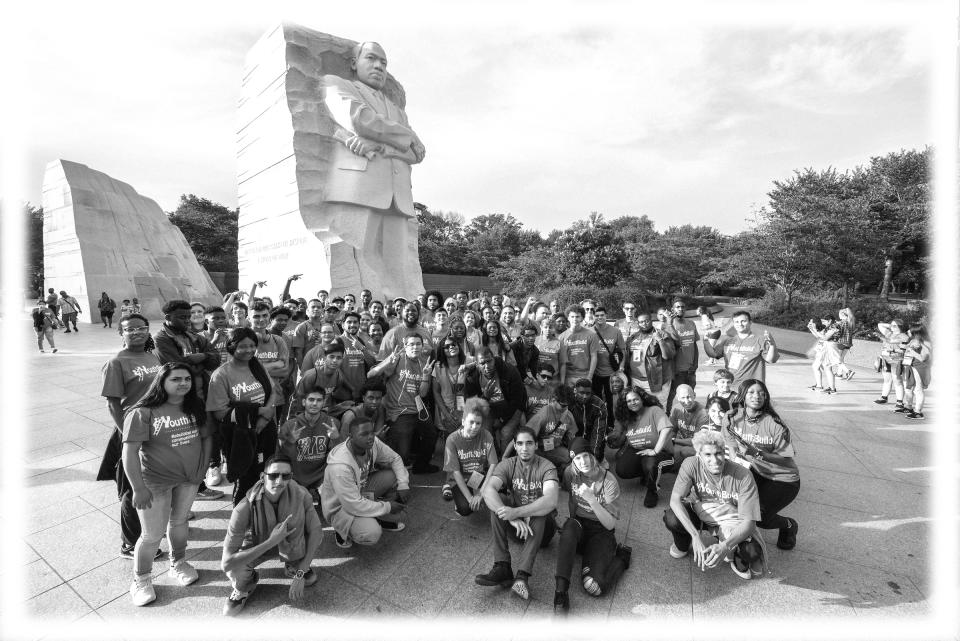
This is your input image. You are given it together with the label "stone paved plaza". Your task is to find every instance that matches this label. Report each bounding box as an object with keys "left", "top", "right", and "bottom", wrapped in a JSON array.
[{"left": 5, "top": 310, "right": 943, "bottom": 639}]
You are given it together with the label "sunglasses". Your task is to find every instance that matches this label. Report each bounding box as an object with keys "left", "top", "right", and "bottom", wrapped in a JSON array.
[
  {"left": 444, "top": 343, "right": 458, "bottom": 349},
  {"left": 538, "top": 373, "right": 553, "bottom": 379},
  {"left": 265, "top": 472, "right": 292, "bottom": 481},
  {"left": 582, "top": 308, "right": 595, "bottom": 312}
]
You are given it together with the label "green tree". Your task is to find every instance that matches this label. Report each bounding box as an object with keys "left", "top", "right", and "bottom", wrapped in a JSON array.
[
  {"left": 633, "top": 224, "right": 726, "bottom": 295},
  {"left": 167, "top": 195, "right": 238, "bottom": 273},
  {"left": 553, "top": 214, "right": 632, "bottom": 288},
  {"left": 489, "top": 246, "right": 561, "bottom": 293},
  {"left": 462, "top": 213, "right": 544, "bottom": 273},
  {"left": 417, "top": 208, "right": 469, "bottom": 274}
]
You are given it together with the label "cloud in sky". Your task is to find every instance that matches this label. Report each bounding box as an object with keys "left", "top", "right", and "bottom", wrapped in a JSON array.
[{"left": 15, "top": 2, "right": 937, "bottom": 235}]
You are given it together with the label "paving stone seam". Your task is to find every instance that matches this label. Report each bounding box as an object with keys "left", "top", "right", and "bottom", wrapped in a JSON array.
[{"left": 800, "top": 462, "right": 929, "bottom": 490}]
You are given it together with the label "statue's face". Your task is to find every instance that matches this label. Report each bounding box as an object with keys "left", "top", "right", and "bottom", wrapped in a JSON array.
[{"left": 353, "top": 42, "right": 387, "bottom": 90}]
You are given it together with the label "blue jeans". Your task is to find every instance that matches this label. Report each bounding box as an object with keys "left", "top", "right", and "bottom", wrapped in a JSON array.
[{"left": 134, "top": 481, "right": 199, "bottom": 575}]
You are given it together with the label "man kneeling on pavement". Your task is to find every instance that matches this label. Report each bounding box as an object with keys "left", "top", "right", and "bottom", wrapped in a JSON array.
[
  {"left": 221, "top": 453, "right": 323, "bottom": 616},
  {"left": 663, "top": 430, "right": 766, "bottom": 579},
  {"left": 320, "top": 414, "right": 410, "bottom": 548}
]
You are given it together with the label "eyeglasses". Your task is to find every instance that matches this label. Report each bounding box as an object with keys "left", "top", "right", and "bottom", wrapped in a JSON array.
[
  {"left": 122, "top": 326, "right": 150, "bottom": 333},
  {"left": 265, "top": 472, "right": 292, "bottom": 481}
]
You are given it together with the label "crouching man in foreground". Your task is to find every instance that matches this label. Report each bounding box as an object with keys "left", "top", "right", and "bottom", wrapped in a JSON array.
[
  {"left": 663, "top": 430, "right": 766, "bottom": 579},
  {"left": 221, "top": 454, "right": 323, "bottom": 616}
]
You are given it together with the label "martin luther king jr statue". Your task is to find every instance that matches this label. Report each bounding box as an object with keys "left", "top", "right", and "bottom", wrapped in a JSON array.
[
  {"left": 237, "top": 26, "right": 426, "bottom": 300},
  {"left": 312, "top": 41, "right": 426, "bottom": 296}
]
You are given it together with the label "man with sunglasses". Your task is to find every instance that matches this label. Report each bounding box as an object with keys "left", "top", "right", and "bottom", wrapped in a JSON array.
[
  {"left": 525, "top": 364, "right": 558, "bottom": 421},
  {"left": 221, "top": 453, "right": 323, "bottom": 616},
  {"left": 615, "top": 302, "right": 642, "bottom": 340}
]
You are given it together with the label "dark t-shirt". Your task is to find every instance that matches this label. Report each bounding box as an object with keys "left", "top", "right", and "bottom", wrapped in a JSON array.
[
  {"left": 443, "top": 429, "right": 497, "bottom": 476},
  {"left": 277, "top": 413, "right": 341, "bottom": 489},
  {"left": 622, "top": 405, "right": 672, "bottom": 450}
]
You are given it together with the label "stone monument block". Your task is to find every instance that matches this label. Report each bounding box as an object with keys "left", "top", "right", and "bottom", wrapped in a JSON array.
[
  {"left": 41, "top": 159, "right": 222, "bottom": 320},
  {"left": 238, "top": 23, "right": 426, "bottom": 300}
]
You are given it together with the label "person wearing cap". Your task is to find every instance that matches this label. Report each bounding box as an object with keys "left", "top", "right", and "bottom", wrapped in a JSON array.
[
  {"left": 553, "top": 437, "right": 631, "bottom": 614},
  {"left": 290, "top": 338, "right": 356, "bottom": 419},
  {"left": 378, "top": 302, "right": 433, "bottom": 359},
  {"left": 663, "top": 429, "right": 765, "bottom": 580}
]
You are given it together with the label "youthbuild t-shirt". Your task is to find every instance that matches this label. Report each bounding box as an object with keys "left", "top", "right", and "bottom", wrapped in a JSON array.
[
  {"left": 558, "top": 327, "right": 600, "bottom": 382},
  {"left": 725, "top": 413, "right": 799, "bottom": 483},
  {"left": 675, "top": 456, "right": 760, "bottom": 527},
  {"left": 622, "top": 405, "right": 672, "bottom": 450},
  {"left": 100, "top": 351, "right": 163, "bottom": 413},
  {"left": 206, "top": 363, "right": 268, "bottom": 411},
  {"left": 123, "top": 402, "right": 208, "bottom": 488},
  {"left": 443, "top": 429, "right": 496, "bottom": 476},
  {"left": 492, "top": 455, "right": 558, "bottom": 507},
  {"left": 563, "top": 465, "right": 621, "bottom": 522}
]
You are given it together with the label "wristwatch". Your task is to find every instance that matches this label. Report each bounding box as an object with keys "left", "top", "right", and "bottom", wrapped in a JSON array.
[{"left": 294, "top": 569, "right": 306, "bottom": 580}]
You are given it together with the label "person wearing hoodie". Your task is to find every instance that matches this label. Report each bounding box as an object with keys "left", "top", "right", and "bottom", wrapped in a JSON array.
[{"left": 320, "top": 415, "right": 410, "bottom": 548}]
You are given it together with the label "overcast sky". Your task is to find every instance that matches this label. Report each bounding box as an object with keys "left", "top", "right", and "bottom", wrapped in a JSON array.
[{"left": 13, "top": 1, "right": 943, "bottom": 235}]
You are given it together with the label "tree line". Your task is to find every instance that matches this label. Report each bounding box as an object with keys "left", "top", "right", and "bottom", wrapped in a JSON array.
[{"left": 25, "top": 147, "right": 929, "bottom": 306}]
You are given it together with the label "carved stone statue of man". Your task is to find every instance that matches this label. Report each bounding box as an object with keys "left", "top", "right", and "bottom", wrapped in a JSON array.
[{"left": 311, "top": 41, "right": 426, "bottom": 298}]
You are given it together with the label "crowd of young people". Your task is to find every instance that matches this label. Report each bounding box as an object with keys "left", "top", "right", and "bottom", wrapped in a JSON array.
[{"left": 98, "top": 281, "right": 811, "bottom": 616}]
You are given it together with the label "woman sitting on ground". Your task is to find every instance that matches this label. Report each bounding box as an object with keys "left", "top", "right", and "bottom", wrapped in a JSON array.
[
  {"left": 607, "top": 387, "right": 673, "bottom": 509},
  {"left": 553, "top": 437, "right": 631, "bottom": 615}
]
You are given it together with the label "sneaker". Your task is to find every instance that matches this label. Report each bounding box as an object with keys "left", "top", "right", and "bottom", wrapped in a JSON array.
[
  {"left": 669, "top": 543, "right": 689, "bottom": 559},
  {"left": 615, "top": 543, "right": 633, "bottom": 569},
  {"left": 376, "top": 519, "right": 405, "bottom": 532},
  {"left": 777, "top": 517, "right": 799, "bottom": 550},
  {"left": 284, "top": 566, "right": 319, "bottom": 586},
  {"left": 845, "top": 371, "right": 855, "bottom": 381},
  {"left": 411, "top": 463, "right": 440, "bottom": 474},
  {"left": 475, "top": 562, "right": 514, "bottom": 587},
  {"left": 873, "top": 396, "right": 888, "bottom": 404},
  {"left": 511, "top": 577, "right": 530, "bottom": 600},
  {"left": 730, "top": 553, "right": 751, "bottom": 580},
  {"left": 205, "top": 466, "right": 223, "bottom": 487},
  {"left": 335, "top": 532, "right": 353, "bottom": 549},
  {"left": 120, "top": 546, "right": 164, "bottom": 561},
  {"left": 553, "top": 590, "right": 570, "bottom": 615},
  {"left": 906, "top": 411, "right": 925, "bottom": 420},
  {"left": 820, "top": 388, "right": 834, "bottom": 395},
  {"left": 222, "top": 571, "right": 258, "bottom": 617},
  {"left": 168, "top": 559, "right": 199, "bottom": 586},
  {"left": 808, "top": 385, "right": 822, "bottom": 391},
  {"left": 129, "top": 573, "right": 156, "bottom": 606},
  {"left": 196, "top": 487, "right": 225, "bottom": 500},
  {"left": 893, "top": 404, "right": 908, "bottom": 413},
  {"left": 582, "top": 574, "right": 602, "bottom": 596},
  {"left": 643, "top": 488, "right": 658, "bottom": 508},
  {"left": 52, "top": 348, "right": 58, "bottom": 353},
  {"left": 441, "top": 483, "right": 453, "bottom": 501},
  {"left": 39, "top": 349, "right": 44, "bottom": 353}
]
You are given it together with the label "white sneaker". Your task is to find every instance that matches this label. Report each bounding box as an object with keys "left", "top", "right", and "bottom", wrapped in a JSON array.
[
  {"left": 168, "top": 559, "right": 199, "bottom": 586},
  {"left": 206, "top": 466, "right": 223, "bottom": 487},
  {"left": 130, "top": 573, "right": 156, "bottom": 606},
  {"left": 669, "top": 543, "right": 688, "bottom": 559}
]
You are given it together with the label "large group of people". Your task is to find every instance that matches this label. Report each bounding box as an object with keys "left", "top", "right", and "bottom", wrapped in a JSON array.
[{"left": 92, "top": 277, "right": 939, "bottom": 617}]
